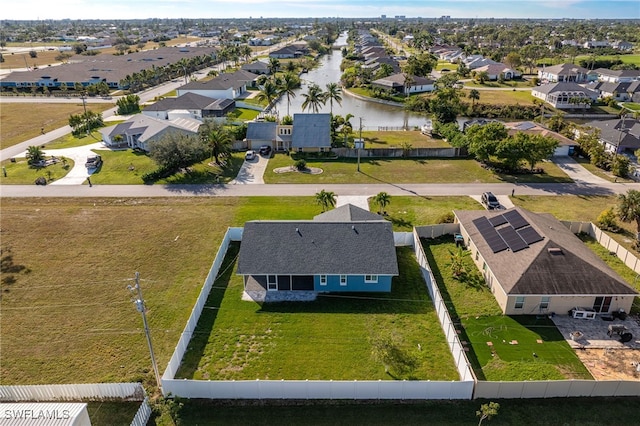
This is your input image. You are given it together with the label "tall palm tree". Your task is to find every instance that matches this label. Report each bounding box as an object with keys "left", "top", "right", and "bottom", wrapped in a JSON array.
[
  {"left": 301, "top": 84, "right": 327, "bottom": 113},
  {"left": 373, "top": 192, "right": 391, "bottom": 214},
  {"left": 315, "top": 189, "right": 336, "bottom": 212},
  {"left": 324, "top": 82, "right": 342, "bottom": 114},
  {"left": 268, "top": 57, "right": 281, "bottom": 75},
  {"left": 468, "top": 89, "right": 480, "bottom": 107},
  {"left": 26, "top": 145, "right": 45, "bottom": 165},
  {"left": 255, "top": 80, "right": 279, "bottom": 108},
  {"left": 198, "top": 120, "right": 232, "bottom": 165},
  {"left": 618, "top": 189, "right": 640, "bottom": 241},
  {"left": 285, "top": 60, "right": 296, "bottom": 73},
  {"left": 278, "top": 72, "right": 299, "bottom": 116}
]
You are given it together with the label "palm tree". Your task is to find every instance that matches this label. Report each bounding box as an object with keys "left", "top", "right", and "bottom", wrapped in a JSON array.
[
  {"left": 301, "top": 83, "right": 327, "bottom": 113},
  {"left": 468, "top": 89, "right": 480, "bottom": 107},
  {"left": 256, "top": 80, "right": 279, "bottom": 108},
  {"left": 268, "top": 57, "right": 280, "bottom": 75},
  {"left": 618, "top": 189, "right": 640, "bottom": 242},
  {"left": 285, "top": 60, "right": 296, "bottom": 73},
  {"left": 324, "top": 82, "right": 342, "bottom": 114},
  {"left": 26, "top": 145, "right": 45, "bottom": 165},
  {"left": 374, "top": 192, "right": 391, "bottom": 214},
  {"left": 278, "top": 72, "right": 299, "bottom": 116},
  {"left": 198, "top": 120, "right": 232, "bottom": 165},
  {"left": 315, "top": 189, "right": 337, "bottom": 212}
]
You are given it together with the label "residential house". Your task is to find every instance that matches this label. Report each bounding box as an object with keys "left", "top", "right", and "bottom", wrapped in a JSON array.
[
  {"left": 473, "top": 63, "right": 521, "bottom": 81},
  {"left": 177, "top": 70, "right": 258, "bottom": 100},
  {"left": 142, "top": 92, "right": 235, "bottom": 120},
  {"left": 454, "top": 207, "right": 638, "bottom": 316},
  {"left": 531, "top": 82, "right": 598, "bottom": 109},
  {"left": 237, "top": 204, "right": 399, "bottom": 294},
  {"left": 583, "top": 40, "right": 610, "bottom": 49},
  {"left": 371, "top": 73, "right": 435, "bottom": 94},
  {"left": 241, "top": 61, "right": 270, "bottom": 75},
  {"left": 269, "top": 44, "right": 308, "bottom": 59},
  {"left": 589, "top": 81, "right": 640, "bottom": 102},
  {"left": 466, "top": 57, "right": 497, "bottom": 70},
  {"left": 504, "top": 121, "right": 578, "bottom": 156},
  {"left": 612, "top": 41, "right": 634, "bottom": 51},
  {"left": 538, "top": 63, "right": 590, "bottom": 83},
  {"left": 291, "top": 113, "right": 332, "bottom": 152},
  {"left": 594, "top": 68, "right": 640, "bottom": 83},
  {"left": 584, "top": 117, "right": 640, "bottom": 154},
  {"left": 99, "top": 115, "right": 200, "bottom": 151},
  {"left": 245, "top": 121, "right": 277, "bottom": 150}
]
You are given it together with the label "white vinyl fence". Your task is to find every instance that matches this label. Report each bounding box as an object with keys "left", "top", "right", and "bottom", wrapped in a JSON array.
[
  {"left": 394, "top": 232, "right": 414, "bottom": 246},
  {"left": 130, "top": 397, "right": 153, "bottom": 426},
  {"left": 475, "top": 380, "right": 640, "bottom": 399},
  {"left": 0, "top": 383, "right": 145, "bottom": 402},
  {"left": 162, "top": 227, "right": 243, "bottom": 382},
  {"left": 412, "top": 225, "right": 476, "bottom": 384}
]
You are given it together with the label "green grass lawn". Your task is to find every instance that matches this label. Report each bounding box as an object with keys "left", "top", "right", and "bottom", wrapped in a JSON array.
[
  {"left": 496, "top": 161, "right": 574, "bottom": 184},
  {"left": 361, "top": 130, "right": 451, "bottom": 148},
  {"left": 87, "top": 402, "right": 141, "bottom": 426},
  {"left": 464, "top": 80, "right": 533, "bottom": 88},
  {"left": 421, "top": 236, "right": 592, "bottom": 381},
  {"left": 0, "top": 157, "right": 74, "bottom": 185},
  {"left": 176, "top": 245, "right": 458, "bottom": 381},
  {"left": 371, "top": 196, "right": 483, "bottom": 231},
  {"left": 153, "top": 397, "right": 640, "bottom": 426},
  {"left": 229, "top": 107, "right": 261, "bottom": 121},
  {"left": 621, "top": 102, "right": 640, "bottom": 112},
  {"left": 461, "top": 89, "right": 536, "bottom": 106},
  {"left": 347, "top": 87, "right": 405, "bottom": 103},
  {"left": 264, "top": 153, "right": 501, "bottom": 184},
  {"left": 46, "top": 130, "right": 106, "bottom": 149}
]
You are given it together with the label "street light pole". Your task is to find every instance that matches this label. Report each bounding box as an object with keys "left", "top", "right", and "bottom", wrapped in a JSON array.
[
  {"left": 128, "top": 272, "right": 162, "bottom": 389},
  {"left": 357, "top": 117, "right": 363, "bottom": 172}
]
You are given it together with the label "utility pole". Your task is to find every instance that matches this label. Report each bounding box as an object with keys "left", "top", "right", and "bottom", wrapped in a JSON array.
[
  {"left": 128, "top": 272, "right": 162, "bottom": 389},
  {"left": 357, "top": 117, "right": 363, "bottom": 172}
]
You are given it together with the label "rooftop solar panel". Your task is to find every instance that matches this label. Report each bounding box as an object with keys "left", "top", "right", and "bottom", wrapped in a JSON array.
[
  {"left": 503, "top": 210, "right": 529, "bottom": 229},
  {"left": 473, "top": 217, "right": 508, "bottom": 253},
  {"left": 488, "top": 215, "right": 508, "bottom": 227},
  {"left": 517, "top": 226, "right": 544, "bottom": 245},
  {"left": 472, "top": 217, "right": 493, "bottom": 233},
  {"left": 498, "top": 226, "right": 529, "bottom": 252}
]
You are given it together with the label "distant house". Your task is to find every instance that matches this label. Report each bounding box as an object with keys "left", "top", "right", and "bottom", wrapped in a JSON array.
[
  {"left": 142, "top": 92, "right": 235, "bottom": 120},
  {"left": 241, "top": 61, "right": 270, "bottom": 75},
  {"left": 531, "top": 82, "right": 598, "bottom": 109},
  {"left": 589, "top": 81, "right": 640, "bottom": 102},
  {"left": 504, "top": 121, "right": 578, "bottom": 157},
  {"left": 538, "top": 64, "right": 590, "bottom": 84},
  {"left": 269, "top": 45, "right": 307, "bottom": 59},
  {"left": 292, "top": 113, "right": 332, "bottom": 152},
  {"left": 583, "top": 40, "right": 610, "bottom": 49},
  {"left": 99, "top": 115, "right": 200, "bottom": 151},
  {"left": 612, "top": 41, "right": 634, "bottom": 51},
  {"left": 594, "top": 68, "right": 640, "bottom": 83},
  {"left": 584, "top": 117, "right": 640, "bottom": 154},
  {"left": 454, "top": 207, "right": 638, "bottom": 316},
  {"left": 371, "top": 73, "right": 435, "bottom": 94},
  {"left": 237, "top": 204, "right": 399, "bottom": 296},
  {"left": 473, "top": 63, "right": 521, "bottom": 81},
  {"left": 177, "top": 70, "right": 258, "bottom": 99},
  {"left": 466, "top": 57, "right": 497, "bottom": 70}
]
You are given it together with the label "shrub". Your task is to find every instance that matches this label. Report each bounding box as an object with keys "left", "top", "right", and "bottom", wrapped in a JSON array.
[
  {"left": 597, "top": 208, "right": 619, "bottom": 232},
  {"left": 436, "top": 212, "right": 455, "bottom": 223},
  {"left": 294, "top": 159, "right": 307, "bottom": 171}
]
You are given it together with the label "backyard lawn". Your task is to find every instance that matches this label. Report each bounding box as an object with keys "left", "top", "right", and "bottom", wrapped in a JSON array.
[
  {"left": 361, "top": 130, "right": 451, "bottom": 148},
  {"left": 421, "top": 236, "right": 593, "bottom": 381},
  {"left": 176, "top": 245, "right": 458, "bottom": 381},
  {"left": 460, "top": 88, "right": 536, "bottom": 106},
  {"left": 264, "top": 153, "right": 501, "bottom": 184}
]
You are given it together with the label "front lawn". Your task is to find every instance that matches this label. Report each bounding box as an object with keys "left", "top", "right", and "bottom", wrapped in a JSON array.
[
  {"left": 421, "top": 236, "right": 592, "bottom": 381},
  {"left": 176, "top": 245, "right": 458, "bottom": 381},
  {"left": 0, "top": 157, "right": 74, "bottom": 185},
  {"left": 264, "top": 153, "right": 500, "bottom": 184},
  {"left": 46, "top": 130, "right": 107, "bottom": 149},
  {"left": 574, "top": 157, "right": 634, "bottom": 183},
  {"left": 371, "top": 196, "right": 483, "bottom": 231}
]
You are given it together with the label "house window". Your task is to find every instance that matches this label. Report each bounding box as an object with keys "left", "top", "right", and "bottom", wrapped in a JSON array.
[
  {"left": 267, "top": 275, "right": 277, "bottom": 291},
  {"left": 515, "top": 296, "right": 525, "bottom": 310},
  {"left": 340, "top": 275, "right": 347, "bottom": 286},
  {"left": 475, "top": 251, "right": 479, "bottom": 261},
  {"left": 364, "top": 275, "right": 378, "bottom": 283},
  {"left": 320, "top": 147, "right": 325, "bottom": 153},
  {"left": 319, "top": 275, "right": 327, "bottom": 286},
  {"left": 297, "top": 147, "right": 303, "bottom": 153},
  {"left": 540, "top": 296, "right": 550, "bottom": 310}
]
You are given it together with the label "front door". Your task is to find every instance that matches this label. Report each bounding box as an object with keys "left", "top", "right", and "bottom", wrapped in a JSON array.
[
  {"left": 593, "top": 296, "right": 612, "bottom": 313},
  {"left": 267, "top": 275, "right": 277, "bottom": 291}
]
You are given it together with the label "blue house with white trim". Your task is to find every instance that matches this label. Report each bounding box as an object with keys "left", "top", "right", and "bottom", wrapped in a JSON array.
[{"left": 236, "top": 204, "right": 399, "bottom": 295}]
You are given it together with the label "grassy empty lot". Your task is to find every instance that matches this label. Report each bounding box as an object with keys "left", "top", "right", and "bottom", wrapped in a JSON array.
[
  {"left": 361, "top": 130, "right": 451, "bottom": 148},
  {"left": 0, "top": 103, "right": 114, "bottom": 149},
  {"left": 370, "top": 196, "right": 483, "bottom": 231},
  {"left": 422, "top": 237, "right": 592, "bottom": 381},
  {"left": 460, "top": 88, "right": 536, "bottom": 106},
  {"left": 0, "top": 197, "right": 321, "bottom": 386},
  {"left": 265, "top": 154, "right": 500, "bottom": 184},
  {"left": 177, "top": 247, "right": 457, "bottom": 381}
]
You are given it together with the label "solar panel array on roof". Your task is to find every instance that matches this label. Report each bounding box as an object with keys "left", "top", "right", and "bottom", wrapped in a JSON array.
[
  {"left": 503, "top": 210, "right": 528, "bottom": 229},
  {"left": 498, "top": 226, "right": 529, "bottom": 252},
  {"left": 517, "top": 226, "right": 544, "bottom": 245},
  {"left": 489, "top": 215, "right": 508, "bottom": 227},
  {"left": 516, "top": 121, "right": 536, "bottom": 131},
  {"left": 473, "top": 217, "right": 508, "bottom": 253}
]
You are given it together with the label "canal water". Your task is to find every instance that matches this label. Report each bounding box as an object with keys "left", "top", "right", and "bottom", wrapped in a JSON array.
[{"left": 272, "top": 33, "right": 430, "bottom": 130}]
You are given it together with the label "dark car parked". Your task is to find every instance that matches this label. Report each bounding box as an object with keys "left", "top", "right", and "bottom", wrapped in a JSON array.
[
  {"left": 259, "top": 145, "right": 272, "bottom": 156},
  {"left": 481, "top": 192, "right": 500, "bottom": 210}
]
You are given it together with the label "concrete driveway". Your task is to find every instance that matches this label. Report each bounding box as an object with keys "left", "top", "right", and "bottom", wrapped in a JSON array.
[
  {"left": 229, "top": 153, "right": 268, "bottom": 184},
  {"left": 32, "top": 142, "right": 110, "bottom": 185}
]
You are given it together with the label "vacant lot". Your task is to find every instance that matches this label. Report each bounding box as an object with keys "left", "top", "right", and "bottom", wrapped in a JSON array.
[
  {"left": 361, "top": 130, "right": 451, "bottom": 148},
  {"left": 0, "top": 196, "right": 320, "bottom": 385},
  {"left": 460, "top": 88, "right": 536, "bottom": 106},
  {"left": 177, "top": 245, "right": 458, "bottom": 381},
  {"left": 422, "top": 237, "right": 593, "bottom": 381},
  {"left": 0, "top": 103, "right": 114, "bottom": 149}
]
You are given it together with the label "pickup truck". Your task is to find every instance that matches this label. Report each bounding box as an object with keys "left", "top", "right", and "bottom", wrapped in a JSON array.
[{"left": 85, "top": 154, "right": 102, "bottom": 169}]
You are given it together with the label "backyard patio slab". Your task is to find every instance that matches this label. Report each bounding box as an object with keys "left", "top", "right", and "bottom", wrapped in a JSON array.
[{"left": 552, "top": 315, "right": 640, "bottom": 349}]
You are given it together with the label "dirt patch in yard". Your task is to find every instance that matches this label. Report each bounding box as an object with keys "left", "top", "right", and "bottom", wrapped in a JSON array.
[{"left": 575, "top": 348, "right": 640, "bottom": 381}]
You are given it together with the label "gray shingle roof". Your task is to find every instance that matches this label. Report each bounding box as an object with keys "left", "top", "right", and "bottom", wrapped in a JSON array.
[
  {"left": 237, "top": 209, "right": 398, "bottom": 276},
  {"left": 533, "top": 82, "right": 598, "bottom": 97},
  {"left": 143, "top": 92, "right": 232, "bottom": 112},
  {"left": 586, "top": 118, "right": 640, "bottom": 149},
  {"left": 246, "top": 122, "right": 277, "bottom": 140},
  {"left": 292, "top": 114, "right": 331, "bottom": 148},
  {"left": 454, "top": 208, "right": 638, "bottom": 296},
  {"left": 100, "top": 115, "right": 198, "bottom": 142},
  {"left": 314, "top": 204, "right": 385, "bottom": 222},
  {"left": 178, "top": 70, "right": 258, "bottom": 91}
]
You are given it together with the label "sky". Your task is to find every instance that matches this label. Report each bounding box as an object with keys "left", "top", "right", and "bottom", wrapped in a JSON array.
[{"left": 7, "top": 0, "right": 640, "bottom": 21}]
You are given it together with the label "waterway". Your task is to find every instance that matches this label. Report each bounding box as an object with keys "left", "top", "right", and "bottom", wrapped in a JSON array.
[{"left": 272, "top": 33, "right": 430, "bottom": 130}]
